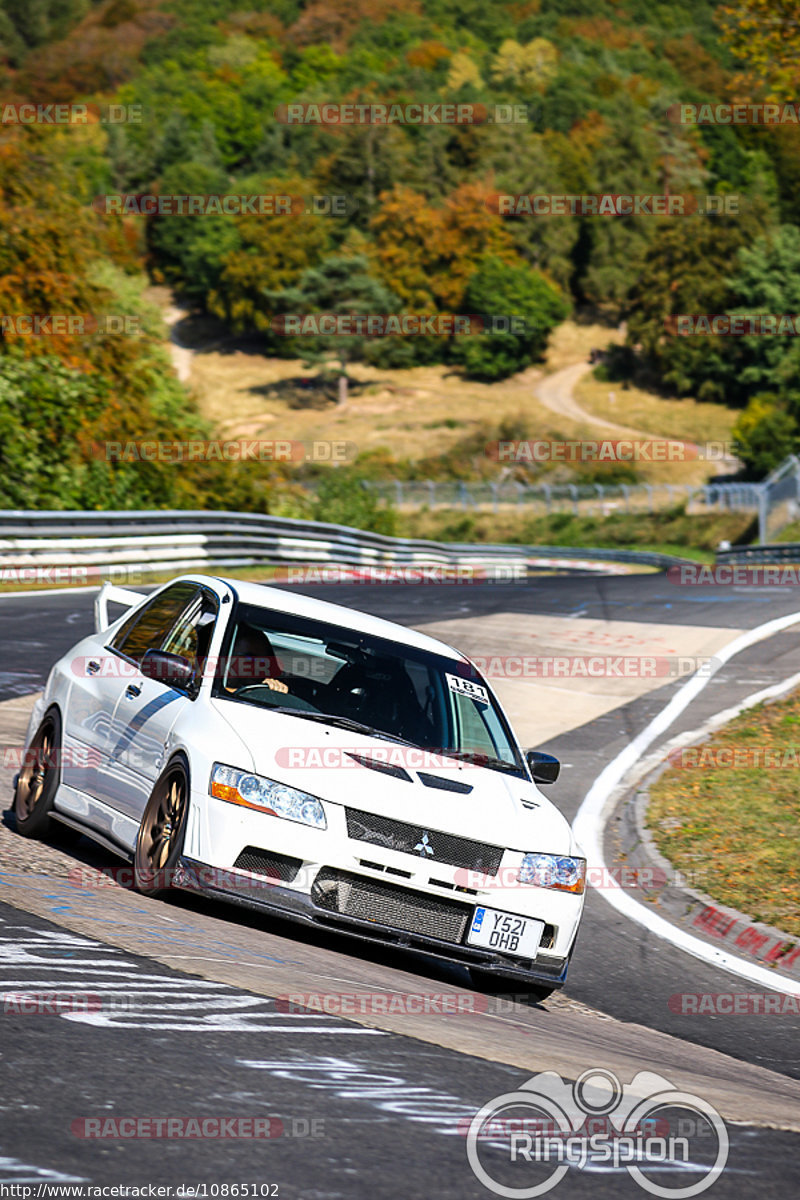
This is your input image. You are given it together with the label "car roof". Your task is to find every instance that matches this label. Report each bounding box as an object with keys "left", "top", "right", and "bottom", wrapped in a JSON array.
[{"left": 178, "top": 574, "right": 469, "bottom": 663}]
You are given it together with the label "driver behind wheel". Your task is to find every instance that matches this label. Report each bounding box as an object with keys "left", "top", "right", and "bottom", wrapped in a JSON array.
[{"left": 226, "top": 625, "right": 287, "bottom": 693}]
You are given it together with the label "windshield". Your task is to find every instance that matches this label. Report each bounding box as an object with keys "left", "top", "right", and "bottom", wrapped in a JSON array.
[{"left": 210, "top": 601, "right": 527, "bottom": 778}]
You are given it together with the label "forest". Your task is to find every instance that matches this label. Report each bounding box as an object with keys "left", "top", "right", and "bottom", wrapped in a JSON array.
[{"left": 0, "top": 0, "right": 798, "bottom": 510}]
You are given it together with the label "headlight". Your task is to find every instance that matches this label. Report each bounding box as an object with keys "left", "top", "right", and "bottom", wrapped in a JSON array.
[
  {"left": 518, "top": 852, "right": 586, "bottom": 894},
  {"left": 210, "top": 763, "right": 327, "bottom": 829}
]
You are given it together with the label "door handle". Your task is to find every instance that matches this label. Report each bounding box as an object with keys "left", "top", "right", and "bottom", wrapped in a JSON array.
[
  {"left": 125, "top": 683, "right": 142, "bottom": 699},
  {"left": 86, "top": 660, "right": 101, "bottom": 675}
]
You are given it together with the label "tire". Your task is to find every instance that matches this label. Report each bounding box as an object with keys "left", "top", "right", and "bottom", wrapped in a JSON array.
[
  {"left": 468, "top": 967, "right": 556, "bottom": 1004},
  {"left": 13, "top": 710, "right": 62, "bottom": 839},
  {"left": 133, "top": 758, "right": 190, "bottom": 897}
]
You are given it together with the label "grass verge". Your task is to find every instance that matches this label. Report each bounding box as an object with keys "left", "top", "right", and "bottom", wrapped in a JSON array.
[
  {"left": 574, "top": 370, "right": 737, "bottom": 449},
  {"left": 395, "top": 508, "right": 754, "bottom": 558},
  {"left": 155, "top": 296, "right": 730, "bottom": 487},
  {"left": 647, "top": 691, "right": 800, "bottom": 937}
]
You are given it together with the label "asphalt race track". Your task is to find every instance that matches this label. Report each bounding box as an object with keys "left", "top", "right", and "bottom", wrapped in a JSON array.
[{"left": 1, "top": 572, "right": 800, "bottom": 1199}]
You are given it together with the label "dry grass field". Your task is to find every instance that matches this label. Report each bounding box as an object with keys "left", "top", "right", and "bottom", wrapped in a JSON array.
[{"left": 151, "top": 290, "right": 733, "bottom": 486}]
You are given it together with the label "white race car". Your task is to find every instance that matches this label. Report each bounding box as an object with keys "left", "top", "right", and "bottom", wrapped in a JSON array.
[{"left": 14, "top": 575, "right": 585, "bottom": 997}]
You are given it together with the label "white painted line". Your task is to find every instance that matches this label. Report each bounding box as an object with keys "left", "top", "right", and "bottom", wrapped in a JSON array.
[
  {"left": 573, "top": 608, "right": 800, "bottom": 997},
  {"left": 63, "top": 1015, "right": 387, "bottom": 1032}
]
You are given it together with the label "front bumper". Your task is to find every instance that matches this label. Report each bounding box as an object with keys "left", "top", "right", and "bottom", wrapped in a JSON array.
[{"left": 176, "top": 855, "right": 572, "bottom": 989}]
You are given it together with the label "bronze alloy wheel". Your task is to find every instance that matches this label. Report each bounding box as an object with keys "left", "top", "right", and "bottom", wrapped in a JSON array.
[
  {"left": 133, "top": 760, "right": 189, "bottom": 896},
  {"left": 14, "top": 711, "right": 61, "bottom": 838}
]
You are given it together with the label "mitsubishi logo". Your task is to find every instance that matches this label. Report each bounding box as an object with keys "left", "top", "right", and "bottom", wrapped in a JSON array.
[{"left": 414, "top": 832, "right": 434, "bottom": 857}]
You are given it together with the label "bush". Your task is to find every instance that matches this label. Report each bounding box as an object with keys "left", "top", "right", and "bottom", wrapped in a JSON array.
[
  {"left": 450, "top": 257, "right": 571, "bottom": 381},
  {"left": 311, "top": 472, "right": 396, "bottom": 535},
  {"left": 732, "top": 394, "right": 798, "bottom": 478}
]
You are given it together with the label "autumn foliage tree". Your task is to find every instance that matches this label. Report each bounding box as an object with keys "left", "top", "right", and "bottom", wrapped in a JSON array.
[
  {"left": 717, "top": 0, "right": 800, "bottom": 100},
  {"left": 368, "top": 183, "right": 517, "bottom": 312}
]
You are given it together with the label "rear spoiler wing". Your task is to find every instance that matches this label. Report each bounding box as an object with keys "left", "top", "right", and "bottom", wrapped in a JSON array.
[{"left": 94, "top": 581, "right": 145, "bottom": 634}]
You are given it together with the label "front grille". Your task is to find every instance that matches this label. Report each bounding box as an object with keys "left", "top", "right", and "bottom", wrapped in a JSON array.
[
  {"left": 311, "top": 868, "right": 471, "bottom": 944},
  {"left": 233, "top": 847, "right": 302, "bottom": 883},
  {"left": 345, "top": 807, "right": 504, "bottom": 875}
]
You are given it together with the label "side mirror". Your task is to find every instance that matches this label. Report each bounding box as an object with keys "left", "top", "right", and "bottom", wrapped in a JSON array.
[
  {"left": 140, "top": 648, "right": 195, "bottom": 691},
  {"left": 525, "top": 750, "right": 560, "bottom": 785}
]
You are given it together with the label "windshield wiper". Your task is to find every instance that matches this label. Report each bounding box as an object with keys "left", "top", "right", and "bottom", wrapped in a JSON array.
[
  {"left": 268, "top": 708, "right": 421, "bottom": 748},
  {"left": 438, "top": 748, "right": 524, "bottom": 775}
]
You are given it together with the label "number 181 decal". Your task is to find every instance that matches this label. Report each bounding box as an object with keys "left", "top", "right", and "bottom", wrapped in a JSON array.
[{"left": 446, "top": 673, "right": 489, "bottom": 705}]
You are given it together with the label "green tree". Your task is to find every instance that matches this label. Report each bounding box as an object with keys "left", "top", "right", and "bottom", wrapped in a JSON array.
[
  {"left": 146, "top": 161, "right": 238, "bottom": 305},
  {"left": 725, "top": 225, "right": 800, "bottom": 397},
  {"left": 312, "top": 470, "right": 396, "bottom": 535},
  {"left": 208, "top": 175, "right": 331, "bottom": 332},
  {"left": 269, "top": 254, "right": 399, "bottom": 404},
  {"left": 450, "top": 256, "right": 570, "bottom": 380},
  {"left": 624, "top": 207, "right": 769, "bottom": 402},
  {"left": 732, "top": 393, "right": 798, "bottom": 477}
]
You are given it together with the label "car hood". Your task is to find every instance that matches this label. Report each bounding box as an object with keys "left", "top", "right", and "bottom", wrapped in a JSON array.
[{"left": 210, "top": 697, "right": 578, "bottom": 855}]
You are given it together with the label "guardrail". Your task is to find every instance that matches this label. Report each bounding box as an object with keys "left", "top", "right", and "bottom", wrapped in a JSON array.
[
  {"left": 716, "top": 543, "right": 800, "bottom": 565},
  {"left": 0, "top": 510, "right": 697, "bottom": 578}
]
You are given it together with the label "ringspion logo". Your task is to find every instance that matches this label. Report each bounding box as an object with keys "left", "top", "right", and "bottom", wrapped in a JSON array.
[{"left": 466, "top": 1068, "right": 727, "bottom": 1196}]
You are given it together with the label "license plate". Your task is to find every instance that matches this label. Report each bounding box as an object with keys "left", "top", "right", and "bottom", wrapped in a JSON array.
[{"left": 467, "top": 907, "right": 544, "bottom": 958}]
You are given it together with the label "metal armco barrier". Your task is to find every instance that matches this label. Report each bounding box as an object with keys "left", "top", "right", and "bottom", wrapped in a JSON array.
[
  {"left": 716, "top": 543, "right": 800, "bottom": 565},
  {"left": 0, "top": 510, "right": 696, "bottom": 576}
]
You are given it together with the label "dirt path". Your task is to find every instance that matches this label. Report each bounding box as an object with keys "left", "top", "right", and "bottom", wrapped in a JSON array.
[
  {"left": 535, "top": 361, "right": 657, "bottom": 439},
  {"left": 164, "top": 303, "right": 192, "bottom": 383}
]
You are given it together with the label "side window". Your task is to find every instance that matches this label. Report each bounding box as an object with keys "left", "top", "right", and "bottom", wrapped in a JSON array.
[
  {"left": 110, "top": 583, "right": 200, "bottom": 665},
  {"left": 162, "top": 589, "right": 219, "bottom": 675},
  {"left": 452, "top": 690, "right": 498, "bottom": 757}
]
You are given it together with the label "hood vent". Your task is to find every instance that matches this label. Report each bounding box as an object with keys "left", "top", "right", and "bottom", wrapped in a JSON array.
[
  {"left": 417, "top": 772, "right": 473, "bottom": 795},
  {"left": 345, "top": 751, "right": 412, "bottom": 782}
]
